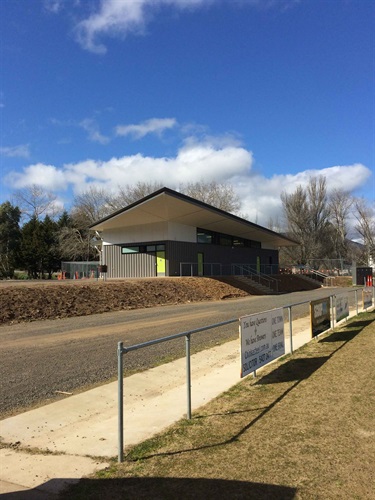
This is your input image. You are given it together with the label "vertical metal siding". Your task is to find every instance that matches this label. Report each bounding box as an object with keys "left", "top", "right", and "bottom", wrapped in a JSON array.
[
  {"left": 167, "top": 241, "right": 279, "bottom": 276},
  {"left": 105, "top": 242, "right": 279, "bottom": 278},
  {"left": 105, "top": 245, "right": 156, "bottom": 278}
]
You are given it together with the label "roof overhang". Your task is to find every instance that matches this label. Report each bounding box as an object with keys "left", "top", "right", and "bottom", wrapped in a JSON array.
[{"left": 90, "top": 188, "right": 298, "bottom": 248}]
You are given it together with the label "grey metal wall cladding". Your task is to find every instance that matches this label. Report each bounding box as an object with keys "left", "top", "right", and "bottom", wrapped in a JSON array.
[
  {"left": 105, "top": 245, "right": 156, "bottom": 278},
  {"left": 166, "top": 241, "right": 279, "bottom": 276},
  {"left": 105, "top": 242, "right": 279, "bottom": 278}
]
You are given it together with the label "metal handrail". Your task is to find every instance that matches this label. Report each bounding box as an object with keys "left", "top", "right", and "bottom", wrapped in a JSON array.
[
  {"left": 309, "top": 269, "right": 329, "bottom": 278},
  {"left": 117, "top": 317, "right": 237, "bottom": 462},
  {"left": 179, "top": 262, "right": 222, "bottom": 277},
  {"left": 117, "top": 286, "right": 372, "bottom": 461},
  {"left": 231, "top": 264, "right": 279, "bottom": 292}
]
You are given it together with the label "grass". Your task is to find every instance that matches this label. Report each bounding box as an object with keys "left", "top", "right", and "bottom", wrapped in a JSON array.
[{"left": 62, "top": 311, "right": 375, "bottom": 499}]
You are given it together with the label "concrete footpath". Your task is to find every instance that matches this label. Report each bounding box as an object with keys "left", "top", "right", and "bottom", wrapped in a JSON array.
[{"left": 0, "top": 310, "right": 357, "bottom": 498}]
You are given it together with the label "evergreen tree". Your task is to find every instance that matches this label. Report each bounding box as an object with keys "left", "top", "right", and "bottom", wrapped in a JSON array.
[
  {"left": 41, "top": 215, "right": 60, "bottom": 278},
  {"left": 0, "top": 202, "right": 22, "bottom": 278},
  {"left": 21, "top": 216, "right": 43, "bottom": 278}
]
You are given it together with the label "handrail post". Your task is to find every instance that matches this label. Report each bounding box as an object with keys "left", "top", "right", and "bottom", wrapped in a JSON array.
[
  {"left": 355, "top": 289, "right": 358, "bottom": 316},
  {"left": 118, "top": 341, "right": 124, "bottom": 463},
  {"left": 186, "top": 334, "right": 192, "bottom": 419},
  {"left": 288, "top": 306, "right": 293, "bottom": 354}
]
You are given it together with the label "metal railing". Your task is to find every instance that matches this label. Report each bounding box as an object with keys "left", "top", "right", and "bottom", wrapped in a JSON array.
[
  {"left": 231, "top": 264, "right": 279, "bottom": 293},
  {"left": 117, "top": 286, "right": 374, "bottom": 462},
  {"left": 179, "top": 262, "right": 222, "bottom": 277},
  {"left": 179, "top": 262, "right": 279, "bottom": 277},
  {"left": 117, "top": 318, "right": 237, "bottom": 462}
]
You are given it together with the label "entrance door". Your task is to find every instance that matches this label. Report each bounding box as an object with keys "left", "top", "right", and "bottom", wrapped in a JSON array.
[
  {"left": 156, "top": 251, "right": 166, "bottom": 276},
  {"left": 198, "top": 252, "right": 204, "bottom": 276}
]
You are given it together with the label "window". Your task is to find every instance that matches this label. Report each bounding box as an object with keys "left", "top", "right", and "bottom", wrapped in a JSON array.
[
  {"left": 121, "top": 246, "right": 140, "bottom": 254},
  {"left": 197, "top": 229, "right": 213, "bottom": 244},
  {"left": 232, "top": 238, "right": 245, "bottom": 247},
  {"left": 219, "top": 234, "right": 232, "bottom": 246},
  {"left": 197, "top": 228, "right": 261, "bottom": 248}
]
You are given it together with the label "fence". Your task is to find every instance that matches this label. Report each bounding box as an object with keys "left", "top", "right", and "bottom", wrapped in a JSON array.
[
  {"left": 282, "top": 263, "right": 352, "bottom": 277},
  {"left": 179, "top": 262, "right": 279, "bottom": 277},
  {"left": 60, "top": 261, "right": 99, "bottom": 280},
  {"left": 179, "top": 262, "right": 223, "bottom": 276},
  {"left": 117, "top": 286, "right": 374, "bottom": 462},
  {"left": 306, "top": 259, "right": 352, "bottom": 276}
]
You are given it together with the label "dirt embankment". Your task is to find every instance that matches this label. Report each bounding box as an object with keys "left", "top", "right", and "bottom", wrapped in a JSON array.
[{"left": 0, "top": 278, "right": 248, "bottom": 325}]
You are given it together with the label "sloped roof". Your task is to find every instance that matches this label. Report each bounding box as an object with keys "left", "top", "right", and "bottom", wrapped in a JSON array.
[{"left": 90, "top": 187, "right": 297, "bottom": 248}]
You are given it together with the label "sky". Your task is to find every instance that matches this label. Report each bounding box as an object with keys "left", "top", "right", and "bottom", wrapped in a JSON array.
[{"left": 0, "top": 0, "right": 374, "bottom": 232}]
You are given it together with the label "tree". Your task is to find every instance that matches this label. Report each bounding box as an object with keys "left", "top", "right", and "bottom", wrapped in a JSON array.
[
  {"left": 71, "top": 186, "right": 112, "bottom": 227},
  {"left": 180, "top": 181, "right": 241, "bottom": 214},
  {"left": 41, "top": 215, "right": 60, "bottom": 278},
  {"left": 353, "top": 198, "right": 375, "bottom": 266},
  {"left": 69, "top": 187, "right": 110, "bottom": 262},
  {"left": 329, "top": 189, "right": 353, "bottom": 261},
  {"left": 109, "top": 182, "right": 163, "bottom": 211},
  {"left": 20, "top": 215, "right": 60, "bottom": 278},
  {"left": 21, "top": 217, "right": 43, "bottom": 278},
  {"left": 281, "top": 176, "right": 332, "bottom": 264},
  {"left": 0, "top": 202, "right": 22, "bottom": 278},
  {"left": 58, "top": 211, "right": 96, "bottom": 261},
  {"left": 13, "top": 184, "right": 59, "bottom": 221},
  {"left": 66, "top": 187, "right": 114, "bottom": 261}
]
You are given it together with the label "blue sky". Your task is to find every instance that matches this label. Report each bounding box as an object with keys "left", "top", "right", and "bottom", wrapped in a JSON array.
[{"left": 1, "top": 0, "right": 374, "bottom": 228}]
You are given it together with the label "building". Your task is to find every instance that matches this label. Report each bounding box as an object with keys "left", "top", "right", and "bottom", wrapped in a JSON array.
[{"left": 89, "top": 187, "right": 297, "bottom": 279}]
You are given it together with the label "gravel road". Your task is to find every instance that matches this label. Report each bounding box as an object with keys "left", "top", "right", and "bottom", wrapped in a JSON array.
[{"left": 0, "top": 287, "right": 358, "bottom": 419}]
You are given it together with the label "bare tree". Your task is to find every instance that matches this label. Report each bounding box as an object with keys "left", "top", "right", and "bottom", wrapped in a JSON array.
[
  {"left": 281, "top": 176, "right": 332, "bottom": 264},
  {"left": 58, "top": 226, "right": 94, "bottom": 261},
  {"left": 181, "top": 181, "right": 241, "bottom": 214},
  {"left": 267, "top": 215, "right": 283, "bottom": 233},
  {"left": 353, "top": 198, "right": 375, "bottom": 265},
  {"left": 59, "top": 186, "right": 115, "bottom": 261},
  {"left": 104, "top": 181, "right": 241, "bottom": 215},
  {"left": 71, "top": 186, "right": 114, "bottom": 227},
  {"left": 108, "top": 182, "right": 163, "bottom": 211},
  {"left": 13, "top": 184, "right": 59, "bottom": 221},
  {"left": 329, "top": 188, "right": 353, "bottom": 261}
]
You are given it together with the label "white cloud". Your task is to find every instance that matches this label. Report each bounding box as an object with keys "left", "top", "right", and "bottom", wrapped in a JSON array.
[
  {"left": 72, "top": 0, "right": 300, "bottom": 54},
  {"left": 3, "top": 136, "right": 372, "bottom": 228},
  {"left": 43, "top": 0, "right": 63, "bottom": 13},
  {"left": 80, "top": 118, "right": 110, "bottom": 145},
  {"left": 5, "top": 163, "right": 66, "bottom": 191},
  {"left": 4, "top": 139, "right": 252, "bottom": 195},
  {"left": 0, "top": 144, "right": 30, "bottom": 159},
  {"left": 236, "top": 163, "right": 372, "bottom": 225},
  {"left": 116, "top": 118, "right": 177, "bottom": 139},
  {"left": 74, "top": 0, "right": 208, "bottom": 54}
]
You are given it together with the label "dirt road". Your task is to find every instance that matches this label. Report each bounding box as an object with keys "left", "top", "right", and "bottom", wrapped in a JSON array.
[{"left": 0, "top": 288, "right": 357, "bottom": 419}]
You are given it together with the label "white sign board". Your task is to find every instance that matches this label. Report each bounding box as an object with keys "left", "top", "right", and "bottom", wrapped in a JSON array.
[
  {"left": 363, "top": 290, "right": 373, "bottom": 310},
  {"left": 240, "top": 308, "right": 285, "bottom": 378},
  {"left": 335, "top": 295, "right": 349, "bottom": 322}
]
